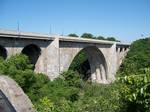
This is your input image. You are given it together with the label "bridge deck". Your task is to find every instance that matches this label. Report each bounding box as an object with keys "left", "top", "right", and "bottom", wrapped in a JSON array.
[{"left": 0, "top": 29, "right": 130, "bottom": 46}]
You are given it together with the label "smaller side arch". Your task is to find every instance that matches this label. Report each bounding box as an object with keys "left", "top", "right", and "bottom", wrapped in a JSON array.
[
  {"left": 0, "top": 45, "right": 7, "bottom": 59},
  {"left": 21, "top": 44, "right": 41, "bottom": 66}
]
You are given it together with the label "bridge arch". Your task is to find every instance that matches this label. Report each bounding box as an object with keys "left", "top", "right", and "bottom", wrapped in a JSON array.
[
  {"left": 21, "top": 44, "right": 41, "bottom": 66},
  {"left": 0, "top": 45, "right": 7, "bottom": 59},
  {"left": 69, "top": 46, "right": 108, "bottom": 83}
]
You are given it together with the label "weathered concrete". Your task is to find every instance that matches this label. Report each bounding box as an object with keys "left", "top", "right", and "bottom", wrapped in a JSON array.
[
  {"left": 0, "top": 75, "right": 36, "bottom": 112},
  {"left": 0, "top": 29, "right": 130, "bottom": 84}
]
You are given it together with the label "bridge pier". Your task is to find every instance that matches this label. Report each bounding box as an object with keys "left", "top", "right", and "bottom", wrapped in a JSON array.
[{"left": 45, "top": 37, "right": 60, "bottom": 80}]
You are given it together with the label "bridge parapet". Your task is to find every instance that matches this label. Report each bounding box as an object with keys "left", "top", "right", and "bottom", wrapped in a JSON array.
[{"left": 0, "top": 29, "right": 55, "bottom": 40}]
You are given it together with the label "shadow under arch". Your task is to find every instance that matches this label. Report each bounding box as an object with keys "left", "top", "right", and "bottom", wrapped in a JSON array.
[
  {"left": 0, "top": 45, "right": 7, "bottom": 59},
  {"left": 21, "top": 44, "right": 41, "bottom": 68},
  {"left": 69, "top": 46, "right": 108, "bottom": 83}
]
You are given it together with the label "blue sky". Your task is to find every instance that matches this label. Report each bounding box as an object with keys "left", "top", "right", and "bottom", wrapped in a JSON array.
[{"left": 0, "top": 0, "right": 150, "bottom": 43}]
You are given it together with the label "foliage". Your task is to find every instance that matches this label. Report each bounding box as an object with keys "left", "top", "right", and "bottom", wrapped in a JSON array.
[
  {"left": 106, "top": 37, "right": 120, "bottom": 42},
  {"left": 73, "top": 82, "right": 123, "bottom": 112},
  {"left": 0, "top": 54, "right": 123, "bottom": 112},
  {"left": 0, "top": 54, "right": 36, "bottom": 91},
  {"left": 69, "top": 52, "right": 89, "bottom": 76},
  {"left": 81, "top": 33, "right": 94, "bottom": 39},
  {"left": 1, "top": 37, "right": 150, "bottom": 112},
  {"left": 67, "top": 32, "right": 120, "bottom": 41},
  {"left": 61, "top": 70, "right": 82, "bottom": 87},
  {"left": 117, "top": 37, "right": 150, "bottom": 112},
  {"left": 118, "top": 69, "right": 150, "bottom": 112},
  {"left": 68, "top": 33, "right": 79, "bottom": 37},
  {"left": 119, "top": 37, "right": 150, "bottom": 75},
  {"left": 0, "top": 54, "right": 50, "bottom": 103},
  {"left": 0, "top": 57, "right": 5, "bottom": 73},
  {"left": 35, "top": 97, "right": 54, "bottom": 112},
  {"left": 80, "top": 33, "right": 120, "bottom": 41},
  {"left": 97, "top": 36, "right": 105, "bottom": 40}
]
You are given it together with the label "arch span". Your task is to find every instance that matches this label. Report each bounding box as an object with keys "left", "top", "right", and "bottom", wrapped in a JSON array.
[
  {"left": 69, "top": 51, "right": 91, "bottom": 81},
  {"left": 21, "top": 44, "right": 41, "bottom": 66},
  {"left": 69, "top": 46, "right": 108, "bottom": 83},
  {"left": 0, "top": 45, "right": 7, "bottom": 59}
]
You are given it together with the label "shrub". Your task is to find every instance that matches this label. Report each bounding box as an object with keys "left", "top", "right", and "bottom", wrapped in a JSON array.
[
  {"left": 118, "top": 38, "right": 150, "bottom": 112},
  {"left": 119, "top": 38, "right": 150, "bottom": 75},
  {"left": 61, "top": 70, "right": 83, "bottom": 87},
  {"left": 118, "top": 68, "right": 150, "bottom": 112},
  {"left": 0, "top": 54, "right": 123, "bottom": 112},
  {"left": 35, "top": 97, "right": 54, "bottom": 112},
  {"left": 76, "top": 83, "right": 123, "bottom": 112}
]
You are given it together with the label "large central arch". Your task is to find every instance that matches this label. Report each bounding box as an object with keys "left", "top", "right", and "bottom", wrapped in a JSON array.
[{"left": 69, "top": 46, "right": 108, "bottom": 83}]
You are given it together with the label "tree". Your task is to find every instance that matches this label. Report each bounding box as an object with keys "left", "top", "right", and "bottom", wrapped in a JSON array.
[
  {"left": 119, "top": 37, "right": 150, "bottom": 75},
  {"left": 117, "top": 37, "right": 150, "bottom": 112},
  {"left": 0, "top": 54, "right": 123, "bottom": 112},
  {"left": 106, "top": 37, "right": 120, "bottom": 42},
  {"left": 81, "top": 33, "right": 94, "bottom": 39},
  {"left": 68, "top": 33, "right": 78, "bottom": 37},
  {"left": 119, "top": 70, "right": 150, "bottom": 112},
  {"left": 97, "top": 36, "right": 105, "bottom": 40},
  {"left": 106, "top": 37, "right": 116, "bottom": 41}
]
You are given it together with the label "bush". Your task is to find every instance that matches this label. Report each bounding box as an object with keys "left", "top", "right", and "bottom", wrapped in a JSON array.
[
  {"left": 76, "top": 83, "right": 123, "bottom": 112},
  {"left": 118, "top": 68, "right": 150, "bottom": 112},
  {"left": 119, "top": 38, "right": 150, "bottom": 75},
  {"left": 61, "top": 70, "right": 83, "bottom": 87},
  {"left": 35, "top": 97, "right": 54, "bottom": 112},
  {"left": 118, "top": 38, "right": 150, "bottom": 112},
  {"left": 0, "top": 54, "right": 124, "bottom": 112},
  {"left": 0, "top": 54, "right": 50, "bottom": 104}
]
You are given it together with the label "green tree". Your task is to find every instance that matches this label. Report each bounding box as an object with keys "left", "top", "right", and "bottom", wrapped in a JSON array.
[
  {"left": 97, "top": 36, "right": 105, "bottom": 40},
  {"left": 68, "top": 33, "right": 79, "bottom": 37},
  {"left": 0, "top": 54, "right": 123, "bottom": 112},
  {"left": 119, "top": 37, "right": 150, "bottom": 75},
  {"left": 118, "top": 68, "right": 150, "bottom": 112},
  {"left": 118, "top": 37, "right": 150, "bottom": 112},
  {"left": 106, "top": 37, "right": 116, "bottom": 41},
  {"left": 35, "top": 97, "right": 54, "bottom": 112},
  {"left": 81, "top": 33, "right": 94, "bottom": 39}
]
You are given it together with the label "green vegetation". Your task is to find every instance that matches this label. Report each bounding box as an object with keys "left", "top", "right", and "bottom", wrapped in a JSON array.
[
  {"left": 0, "top": 54, "right": 121, "bottom": 112},
  {"left": 68, "top": 33, "right": 79, "bottom": 37},
  {"left": 81, "top": 33, "right": 94, "bottom": 39},
  {"left": 119, "top": 71, "right": 150, "bottom": 112},
  {"left": 119, "top": 38, "right": 150, "bottom": 75},
  {"left": 0, "top": 37, "right": 150, "bottom": 111},
  {"left": 117, "top": 37, "right": 150, "bottom": 112},
  {"left": 68, "top": 32, "right": 120, "bottom": 42}
]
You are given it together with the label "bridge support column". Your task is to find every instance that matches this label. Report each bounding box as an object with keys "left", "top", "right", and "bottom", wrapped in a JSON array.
[
  {"left": 46, "top": 37, "right": 60, "bottom": 80},
  {"left": 107, "top": 43, "right": 117, "bottom": 83}
]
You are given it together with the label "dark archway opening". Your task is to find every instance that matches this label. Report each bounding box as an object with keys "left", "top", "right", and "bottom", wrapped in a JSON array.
[
  {"left": 22, "top": 44, "right": 41, "bottom": 68},
  {"left": 0, "top": 45, "right": 7, "bottom": 59},
  {"left": 69, "top": 52, "right": 91, "bottom": 81}
]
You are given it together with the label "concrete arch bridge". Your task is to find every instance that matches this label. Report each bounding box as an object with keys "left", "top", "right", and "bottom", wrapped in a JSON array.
[{"left": 0, "top": 29, "right": 130, "bottom": 84}]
